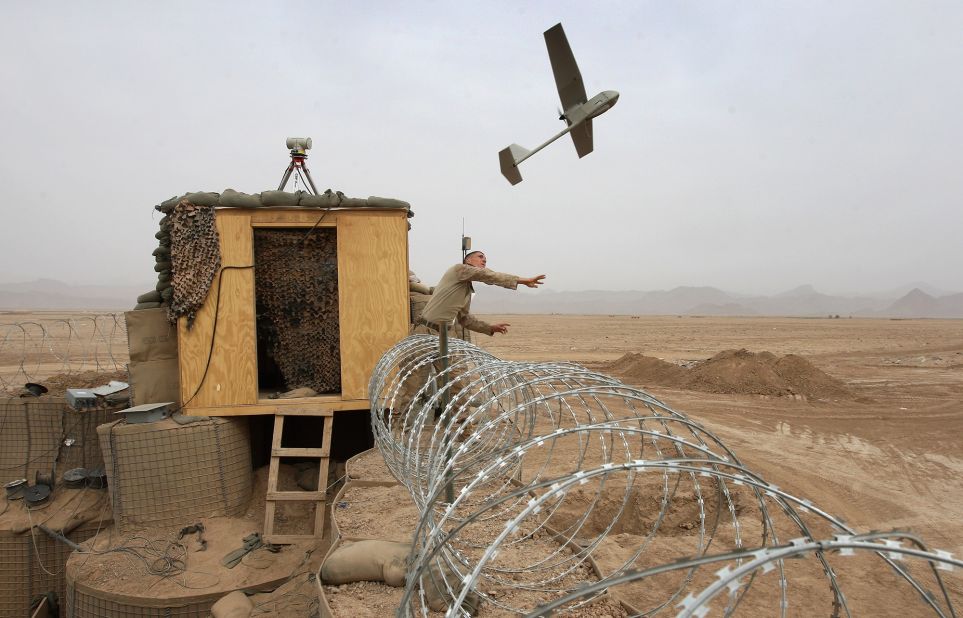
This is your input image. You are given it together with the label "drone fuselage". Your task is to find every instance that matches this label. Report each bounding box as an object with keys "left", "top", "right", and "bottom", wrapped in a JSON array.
[{"left": 563, "top": 90, "right": 620, "bottom": 126}]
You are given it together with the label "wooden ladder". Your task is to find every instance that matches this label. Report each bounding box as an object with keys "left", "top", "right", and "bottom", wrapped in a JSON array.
[{"left": 263, "top": 410, "right": 334, "bottom": 544}]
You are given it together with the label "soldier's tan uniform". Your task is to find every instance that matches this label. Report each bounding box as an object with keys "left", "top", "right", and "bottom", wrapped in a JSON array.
[
  {"left": 408, "top": 270, "right": 432, "bottom": 326},
  {"left": 395, "top": 264, "right": 520, "bottom": 413},
  {"left": 420, "top": 264, "right": 519, "bottom": 335}
]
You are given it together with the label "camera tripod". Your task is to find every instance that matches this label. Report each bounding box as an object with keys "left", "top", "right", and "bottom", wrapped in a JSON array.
[{"left": 278, "top": 146, "right": 319, "bottom": 195}]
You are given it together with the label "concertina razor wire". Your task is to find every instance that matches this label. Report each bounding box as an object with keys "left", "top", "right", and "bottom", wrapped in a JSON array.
[
  {"left": 0, "top": 314, "right": 128, "bottom": 393},
  {"left": 369, "top": 334, "right": 960, "bottom": 617}
]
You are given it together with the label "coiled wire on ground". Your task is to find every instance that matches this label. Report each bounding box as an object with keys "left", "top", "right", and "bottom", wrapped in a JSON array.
[
  {"left": 0, "top": 314, "right": 127, "bottom": 392},
  {"left": 370, "top": 335, "right": 959, "bottom": 617}
]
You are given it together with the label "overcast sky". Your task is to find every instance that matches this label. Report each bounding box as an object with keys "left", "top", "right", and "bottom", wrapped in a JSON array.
[{"left": 1, "top": 1, "right": 960, "bottom": 296}]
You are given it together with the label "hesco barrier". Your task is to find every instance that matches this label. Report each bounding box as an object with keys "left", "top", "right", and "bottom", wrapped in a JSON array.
[
  {"left": 0, "top": 507, "right": 109, "bottom": 617},
  {"left": 97, "top": 416, "right": 251, "bottom": 530},
  {"left": 64, "top": 577, "right": 221, "bottom": 618},
  {"left": 0, "top": 397, "right": 115, "bottom": 482}
]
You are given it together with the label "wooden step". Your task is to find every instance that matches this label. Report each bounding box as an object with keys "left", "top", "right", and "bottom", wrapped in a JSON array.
[{"left": 263, "top": 413, "right": 334, "bottom": 544}]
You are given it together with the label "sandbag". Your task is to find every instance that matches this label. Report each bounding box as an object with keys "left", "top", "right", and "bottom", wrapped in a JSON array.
[
  {"left": 155, "top": 279, "right": 172, "bottom": 292},
  {"left": 367, "top": 196, "right": 410, "bottom": 209},
  {"left": 275, "top": 387, "right": 318, "bottom": 399},
  {"left": 339, "top": 197, "right": 367, "bottom": 208},
  {"left": 298, "top": 191, "right": 342, "bottom": 208},
  {"left": 154, "top": 261, "right": 171, "bottom": 272},
  {"left": 160, "top": 287, "right": 173, "bottom": 302},
  {"left": 136, "top": 290, "right": 161, "bottom": 304},
  {"left": 184, "top": 191, "right": 220, "bottom": 206},
  {"left": 320, "top": 540, "right": 409, "bottom": 587},
  {"left": 211, "top": 590, "right": 253, "bottom": 618},
  {"left": 134, "top": 301, "right": 161, "bottom": 310},
  {"left": 260, "top": 190, "right": 301, "bottom": 206},
  {"left": 152, "top": 245, "right": 170, "bottom": 257},
  {"left": 220, "top": 188, "right": 262, "bottom": 208},
  {"left": 422, "top": 559, "right": 481, "bottom": 614},
  {"left": 157, "top": 196, "right": 181, "bottom": 213}
]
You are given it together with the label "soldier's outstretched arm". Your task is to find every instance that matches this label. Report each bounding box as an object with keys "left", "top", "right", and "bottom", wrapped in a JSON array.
[{"left": 518, "top": 275, "right": 546, "bottom": 288}]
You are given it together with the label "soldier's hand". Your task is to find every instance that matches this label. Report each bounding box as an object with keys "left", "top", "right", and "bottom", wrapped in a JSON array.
[
  {"left": 519, "top": 275, "right": 546, "bottom": 289},
  {"left": 491, "top": 323, "right": 510, "bottom": 335}
]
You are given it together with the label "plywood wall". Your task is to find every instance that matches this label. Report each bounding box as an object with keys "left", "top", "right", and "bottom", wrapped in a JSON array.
[
  {"left": 177, "top": 212, "right": 258, "bottom": 407},
  {"left": 336, "top": 213, "right": 410, "bottom": 400},
  {"left": 177, "top": 208, "right": 409, "bottom": 413}
]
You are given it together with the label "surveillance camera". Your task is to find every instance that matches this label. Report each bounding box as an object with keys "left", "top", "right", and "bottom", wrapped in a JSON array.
[{"left": 285, "top": 137, "right": 313, "bottom": 151}]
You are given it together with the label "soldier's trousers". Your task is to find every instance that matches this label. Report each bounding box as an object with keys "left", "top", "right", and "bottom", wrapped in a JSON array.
[{"left": 392, "top": 324, "right": 477, "bottom": 417}]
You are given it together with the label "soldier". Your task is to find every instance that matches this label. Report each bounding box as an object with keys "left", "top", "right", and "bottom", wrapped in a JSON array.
[
  {"left": 394, "top": 250, "right": 545, "bottom": 414},
  {"left": 408, "top": 270, "right": 433, "bottom": 326}
]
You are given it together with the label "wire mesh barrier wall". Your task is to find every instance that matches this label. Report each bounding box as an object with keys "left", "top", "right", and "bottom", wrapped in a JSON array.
[
  {"left": 0, "top": 516, "right": 110, "bottom": 617},
  {"left": 97, "top": 417, "right": 252, "bottom": 531},
  {"left": 0, "top": 314, "right": 129, "bottom": 394},
  {"left": 369, "top": 335, "right": 961, "bottom": 617},
  {"left": 0, "top": 398, "right": 115, "bottom": 489},
  {"left": 64, "top": 577, "right": 220, "bottom": 618}
]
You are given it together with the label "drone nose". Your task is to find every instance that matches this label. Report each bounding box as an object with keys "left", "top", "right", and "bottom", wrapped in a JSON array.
[{"left": 606, "top": 91, "right": 620, "bottom": 106}]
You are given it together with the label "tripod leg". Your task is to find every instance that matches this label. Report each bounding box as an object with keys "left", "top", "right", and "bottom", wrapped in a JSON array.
[
  {"left": 301, "top": 166, "right": 320, "bottom": 196},
  {"left": 278, "top": 164, "right": 295, "bottom": 191}
]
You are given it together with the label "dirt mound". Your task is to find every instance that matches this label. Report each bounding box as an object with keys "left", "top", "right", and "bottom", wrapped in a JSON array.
[
  {"left": 600, "top": 353, "right": 687, "bottom": 386},
  {"left": 603, "top": 349, "right": 852, "bottom": 400}
]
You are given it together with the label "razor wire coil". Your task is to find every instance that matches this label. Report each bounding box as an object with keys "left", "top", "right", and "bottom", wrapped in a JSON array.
[
  {"left": 0, "top": 314, "right": 128, "bottom": 393},
  {"left": 369, "top": 334, "right": 959, "bottom": 617}
]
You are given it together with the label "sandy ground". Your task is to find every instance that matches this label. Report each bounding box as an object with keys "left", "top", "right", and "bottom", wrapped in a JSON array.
[
  {"left": 476, "top": 315, "right": 963, "bottom": 559},
  {"left": 328, "top": 315, "right": 962, "bottom": 615},
  {"left": 7, "top": 312, "right": 962, "bottom": 613}
]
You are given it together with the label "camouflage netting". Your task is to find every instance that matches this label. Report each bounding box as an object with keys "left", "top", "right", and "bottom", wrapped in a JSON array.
[
  {"left": 96, "top": 417, "right": 251, "bottom": 530},
  {"left": 167, "top": 200, "right": 221, "bottom": 327},
  {"left": 0, "top": 398, "right": 118, "bottom": 483},
  {"left": 132, "top": 189, "right": 411, "bottom": 313},
  {"left": 254, "top": 228, "right": 341, "bottom": 393}
]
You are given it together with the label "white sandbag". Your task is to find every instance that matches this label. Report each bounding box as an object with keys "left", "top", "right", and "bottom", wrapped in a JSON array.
[
  {"left": 211, "top": 591, "right": 253, "bottom": 618},
  {"left": 320, "top": 540, "right": 409, "bottom": 587}
]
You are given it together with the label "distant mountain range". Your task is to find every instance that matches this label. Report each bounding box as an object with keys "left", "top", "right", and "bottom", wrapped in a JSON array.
[
  {"left": 1, "top": 279, "right": 961, "bottom": 318},
  {"left": 472, "top": 284, "right": 963, "bottom": 318},
  {"left": 0, "top": 279, "right": 143, "bottom": 310}
]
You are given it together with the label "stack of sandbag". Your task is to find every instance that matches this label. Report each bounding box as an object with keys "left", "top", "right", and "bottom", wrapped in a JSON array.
[{"left": 132, "top": 189, "right": 412, "bottom": 312}]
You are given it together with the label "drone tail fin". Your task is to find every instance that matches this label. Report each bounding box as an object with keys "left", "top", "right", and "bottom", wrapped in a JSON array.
[{"left": 499, "top": 144, "right": 529, "bottom": 185}]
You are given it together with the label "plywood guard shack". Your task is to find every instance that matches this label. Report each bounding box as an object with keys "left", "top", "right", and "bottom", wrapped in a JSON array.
[{"left": 175, "top": 206, "right": 409, "bottom": 417}]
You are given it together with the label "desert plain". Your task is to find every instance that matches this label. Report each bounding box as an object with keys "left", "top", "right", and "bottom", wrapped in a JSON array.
[
  {"left": 478, "top": 314, "right": 963, "bottom": 556},
  {"left": 3, "top": 311, "right": 962, "bottom": 615}
]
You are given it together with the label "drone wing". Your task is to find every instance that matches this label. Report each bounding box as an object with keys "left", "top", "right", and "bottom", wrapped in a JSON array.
[
  {"left": 544, "top": 23, "right": 587, "bottom": 115},
  {"left": 570, "top": 118, "right": 593, "bottom": 158}
]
